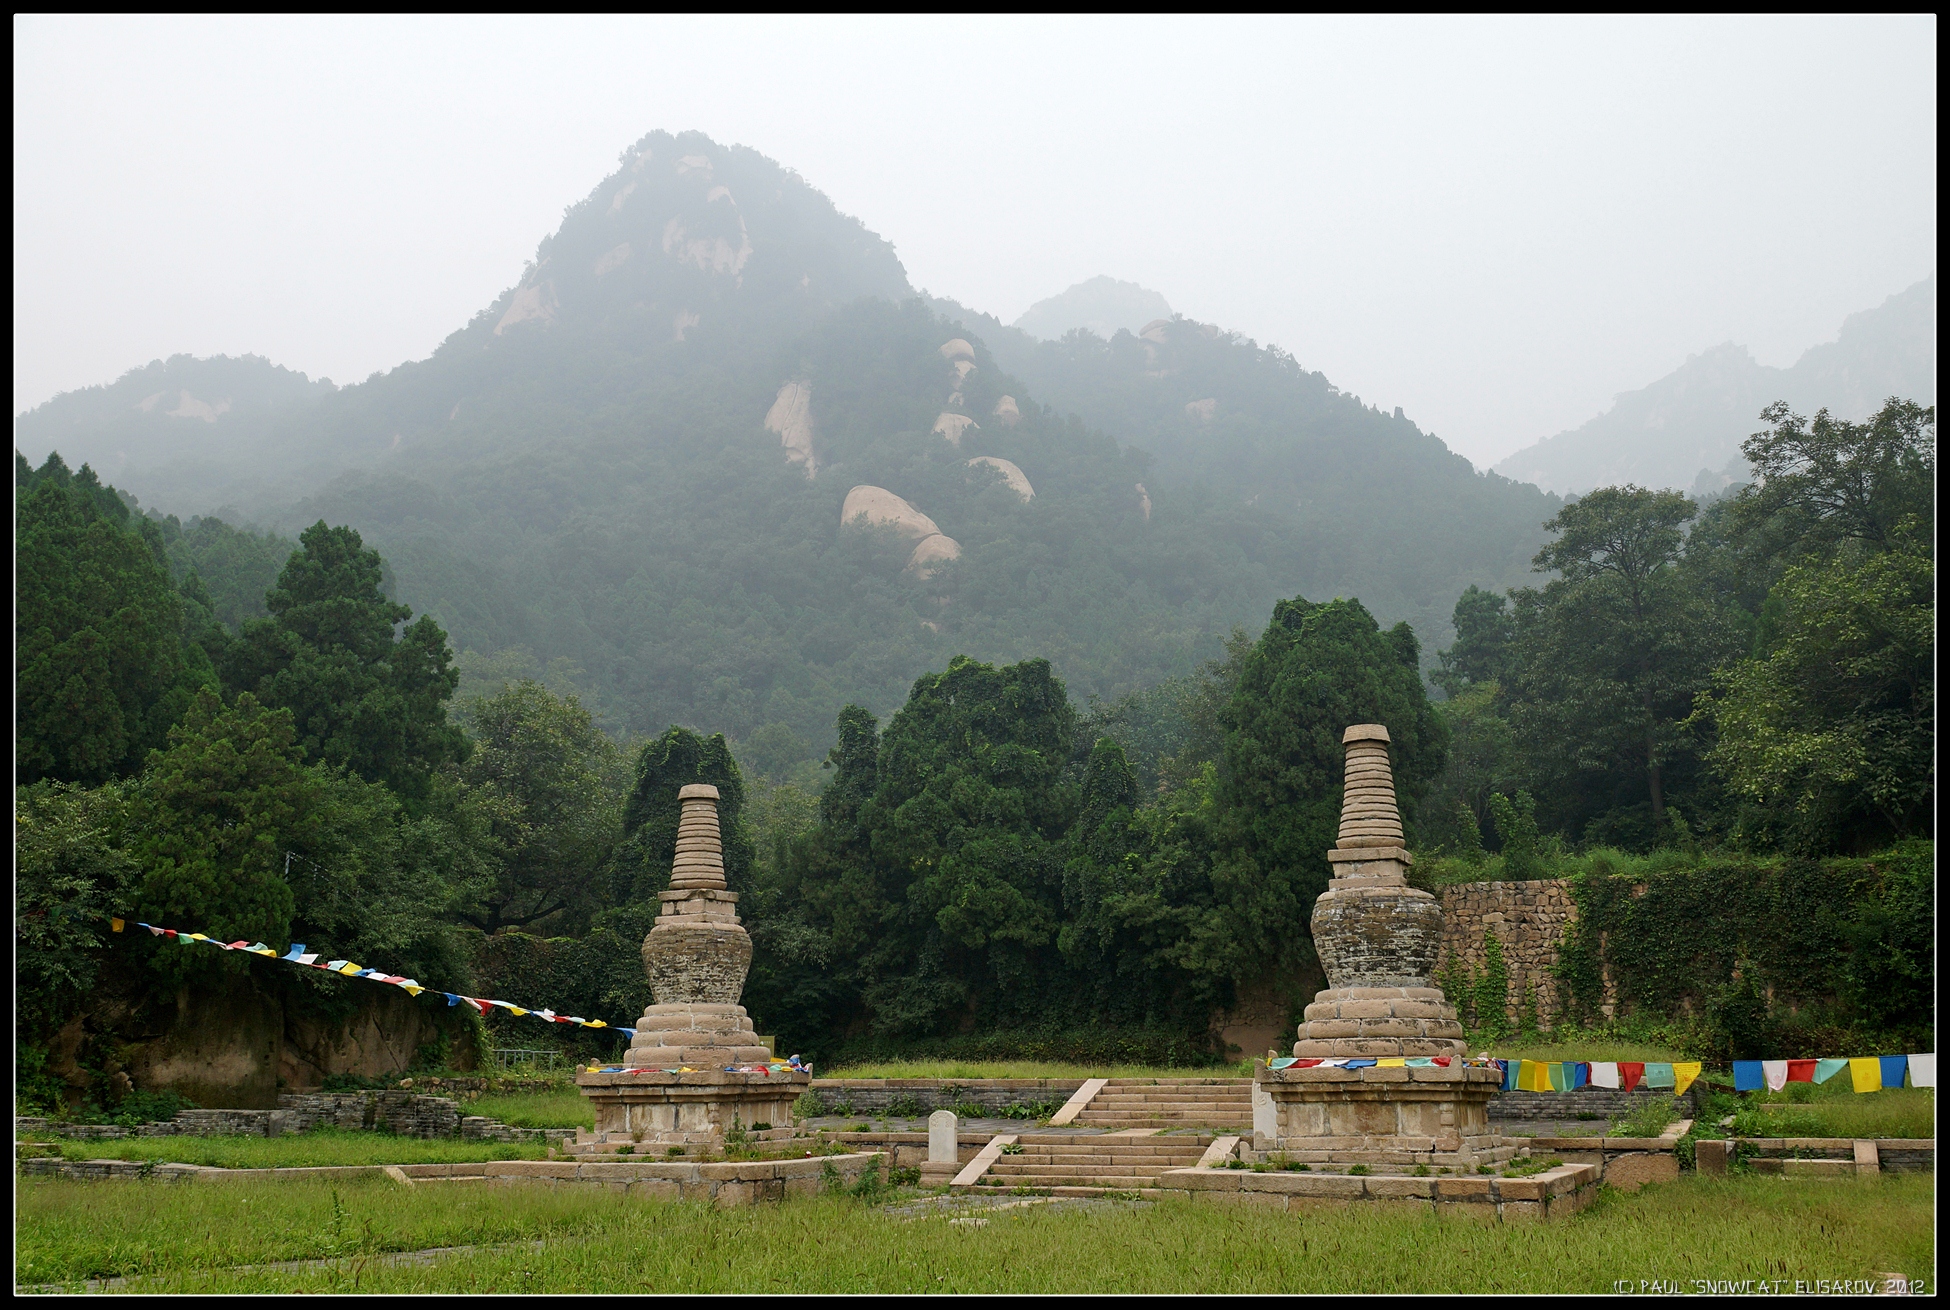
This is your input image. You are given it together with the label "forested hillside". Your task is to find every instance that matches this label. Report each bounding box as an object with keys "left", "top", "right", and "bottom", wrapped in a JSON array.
[
  {"left": 14, "top": 398, "right": 1934, "bottom": 1088},
  {"left": 16, "top": 130, "right": 1561, "bottom": 767}
]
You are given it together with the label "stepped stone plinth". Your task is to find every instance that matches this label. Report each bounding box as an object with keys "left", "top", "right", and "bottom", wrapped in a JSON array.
[
  {"left": 574, "top": 784, "right": 809, "bottom": 1152},
  {"left": 1254, "top": 725, "right": 1516, "bottom": 1170}
]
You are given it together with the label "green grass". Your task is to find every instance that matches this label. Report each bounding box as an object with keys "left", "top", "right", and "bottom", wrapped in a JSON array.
[
  {"left": 820, "top": 1059, "right": 1254, "bottom": 1081},
  {"left": 1723, "top": 1084, "right": 1935, "bottom": 1140},
  {"left": 460, "top": 1088, "right": 594, "bottom": 1130},
  {"left": 15, "top": 1173, "right": 1933, "bottom": 1293},
  {"left": 20, "top": 1128, "right": 547, "bottom": 1170}
]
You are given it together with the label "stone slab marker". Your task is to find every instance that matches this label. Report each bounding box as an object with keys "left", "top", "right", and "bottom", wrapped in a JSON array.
[
  {"left": 928, "top": 1110, "right": 959, "bottom": 1164},
  {"left": 920, "top": 1109, "right": 961, "bottom": 1185}
]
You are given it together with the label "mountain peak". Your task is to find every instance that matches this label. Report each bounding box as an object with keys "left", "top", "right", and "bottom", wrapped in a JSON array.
[
  {"left": 1493, "top": 276, "right": 1935, "bottom": 496},
  {"left": 476, "top": 129, "right": 913, "bottom": 347},
  {"left": 1011, "top": 276, "right": 1172, "bottom": 342}
]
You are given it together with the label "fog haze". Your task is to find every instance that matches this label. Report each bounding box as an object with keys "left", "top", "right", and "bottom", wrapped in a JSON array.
[{"left": 12, "top": 15, "right": 1937, "bottom": 466}]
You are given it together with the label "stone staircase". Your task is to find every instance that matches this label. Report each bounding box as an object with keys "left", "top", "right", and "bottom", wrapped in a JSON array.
[
  {"left": 1069, "top": 1079, "right": 1254, "bottom": 1130},
  {"left": 960, "top": 1133, "right": 1222, "bottom": 1196}
]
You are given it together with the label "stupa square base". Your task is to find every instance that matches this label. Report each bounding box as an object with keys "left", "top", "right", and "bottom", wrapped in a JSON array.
[
  {"left": 1254, "top": 1064, "right": 1520, "bottom": 1169},
  {"left": 575, "top": 1069, "right": 811, "bottom": 1151}
]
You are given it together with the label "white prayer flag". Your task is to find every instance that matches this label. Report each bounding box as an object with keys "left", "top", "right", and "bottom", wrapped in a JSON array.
[
  {"left": 1589, "top": 1062, "right": 1620, "bottom": 1089},
  {"left": 1907, "top": 1054, "right": 1935, "bottom": 1088},
  {"left": 1763, "top": 1060, "right": 1789, "bottom": 1092}
]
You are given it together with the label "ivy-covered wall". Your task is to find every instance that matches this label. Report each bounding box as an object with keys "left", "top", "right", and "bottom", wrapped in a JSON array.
[
  {"left": 1553, "top": 841, "right": 1933, "bottom": 1054},
  {"left": 1435, "top": 880, "right": 1577, "bottom": 1027}
]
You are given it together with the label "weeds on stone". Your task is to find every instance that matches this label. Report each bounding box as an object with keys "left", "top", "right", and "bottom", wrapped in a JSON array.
[{"left": 1347, "top": 1165, "right": 1370, "bottom": 1176}]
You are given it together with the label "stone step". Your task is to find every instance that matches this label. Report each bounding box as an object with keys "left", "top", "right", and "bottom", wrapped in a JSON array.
[
  {"left": 1074, "top": 1116, "right": 1248, "bottom": 1124},
  {"left": 990, "top": 1154, "right": 1201, "bottom": 1169},
  {"left": 976, "top": 1172, "right": 1178, "bottom": 1189},
  {"left": 988, "top": 1164, "right": 1188, "bottom": 1179},
  {"left": 996, "top": 1145, "right": 1206, "bottom": 1155},
  {"left": 1102, "top": 1079, "right": 1251, "bottom": 1087}
]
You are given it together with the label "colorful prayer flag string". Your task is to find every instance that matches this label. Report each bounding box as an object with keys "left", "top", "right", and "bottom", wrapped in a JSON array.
[{"left": 132, "top": 919, "right": 635, "bottom": 1040}]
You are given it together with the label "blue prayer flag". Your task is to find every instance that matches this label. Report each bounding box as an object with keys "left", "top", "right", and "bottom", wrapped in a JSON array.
[
  {"left": 1879, "top": 1055, "right": 1908, "bottom": 1089},
  {"left": 1732, "top": 1060, "right": 1765, "bottom": 1092}
]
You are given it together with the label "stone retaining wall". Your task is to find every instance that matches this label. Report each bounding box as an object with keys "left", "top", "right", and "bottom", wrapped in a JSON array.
[
  {"left": 17, "top": 1090, "right": 573, "bottom": 1146},
  {"left": 1488, "top": 1086, "right": 1702, "bottom": 1121},
  {"left": 804, "top": 1078, "right": 1087, "bottom": 1117},
  {"left": 1436, "top": 880, "right": 1579, "bottom": 1027}
]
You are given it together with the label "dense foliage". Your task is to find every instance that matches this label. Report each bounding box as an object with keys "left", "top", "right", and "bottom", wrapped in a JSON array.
[{"left": 1422, "top": 398, "right": 1934, "bottom": 857}]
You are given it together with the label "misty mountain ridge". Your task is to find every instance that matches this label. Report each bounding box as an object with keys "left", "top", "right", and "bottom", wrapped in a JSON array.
[
  {"left": 1011, "top": 276, "right": 1173, "bottom": 342},
  {"left": 1494, "top": 274, "right": 1936, "bottom": 497},
  {"left": 14, "top": 128, "right": 1558, "bottom": 759}
]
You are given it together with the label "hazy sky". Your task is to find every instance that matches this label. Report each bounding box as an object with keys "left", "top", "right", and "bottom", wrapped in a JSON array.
[{"left": 13, "top": 15, "right": 1937, "bottom": 466}]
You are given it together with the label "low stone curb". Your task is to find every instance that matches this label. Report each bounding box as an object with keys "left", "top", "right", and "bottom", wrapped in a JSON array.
[
  {"left": 18, "top": 1151, "right": 888, "bottom": 1207},
  {"left": 1526, "top": 1119, "right": 1690, "bottom": 1192},
  {"left": 1155, "top": 1160, "right": 1602, "bottom": 1220},
  {"left": 1694, "top": 1137, "right": 1934, "bottom": 1177}
]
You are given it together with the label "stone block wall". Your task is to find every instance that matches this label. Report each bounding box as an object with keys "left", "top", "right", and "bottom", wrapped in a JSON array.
[
  {"left": 1436, "top": 880, "right": 1579, "bottom": 1027},
  {"left": 1488, "top": 1086, "right": 1701, "bottom": 1121},
  {"left": 803, "top": 1079, "right": 1086, "bottom": 1117}
]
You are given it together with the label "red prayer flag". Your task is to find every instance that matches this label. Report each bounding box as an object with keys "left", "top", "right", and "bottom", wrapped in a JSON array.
[
  {"left": 1619, "top": 1062, "right": 1645, "bottom": 1093},
  {"left": 1292, "top": 1059, "right": 1324, "bottom": 1068},
  {"left": 1434, "top": 1057, "right": 1452, "bottom": 1067},
  {"left": 1786, "top": 1059, "right": 1817, "bottom": 1084}
]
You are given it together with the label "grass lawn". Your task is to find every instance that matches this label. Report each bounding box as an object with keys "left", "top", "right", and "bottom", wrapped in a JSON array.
[
  {"left": 21, "top": 1128, "right": 547, "bottom": 1170},
  {"left": 1720, "top": 1084, "right": 1935, "bottom": 1140},
  {"left": 820, "top": 1059, "right": 1255, "bottom": 1081},
  {"left": 461, "top": 1088, "right": 594, "bottom": 1130},
  {"left": 16, "top": 1173, "right": 1933, "bottom": 1293}
]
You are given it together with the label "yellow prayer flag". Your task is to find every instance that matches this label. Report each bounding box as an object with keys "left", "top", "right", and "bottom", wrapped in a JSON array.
[
  {"left": 1672, "top": 1062, "right": 1702, "bottom": 1096},
  {"left": 1849, "top": 1057, "right": 1882, "bottom": 1093},
  {"left": 507, "top": 1007, "right": 528, "bottom": 1016},
  {"left": 1516, "top": 1059, "right": 1544, "bottom": 1091},
  {"left": 1376, "top": 1058, "right": 1407, "bottom": 1067},
  {"left": 110, "top": 918, "right": 124, "bottom": 933},
  {"left": 584, "top": 1020, "right": 607, "bottom": 1028},
  {"left": 400, "top": 985, "right": 424, "bottom": 996}
]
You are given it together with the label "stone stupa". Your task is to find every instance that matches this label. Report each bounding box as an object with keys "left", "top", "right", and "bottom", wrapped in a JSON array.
[
  {"left": 573, "top": 784, "right": 809, "bottom": 1152},
  {"left": 1253, "top": 725, "right": 1518, "bottom": 1170}
]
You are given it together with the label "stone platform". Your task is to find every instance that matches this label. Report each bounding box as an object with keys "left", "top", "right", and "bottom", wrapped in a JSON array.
[
  {"left": 572, "top": 1068, "right": 810, "bottom": 1153},
  {"left": 1254, "top": 1063, "right": 1518, "bottom": 1169}
]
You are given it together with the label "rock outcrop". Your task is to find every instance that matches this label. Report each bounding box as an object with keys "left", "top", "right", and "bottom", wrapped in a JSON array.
[
  {"left": 906, "top": 532, "right": 962, "bottom": 577},
  {"left": 1135, "top": 483, "right": 1151, "bottom": 521},
  {"left": 992, "top": 395, "right": 1021, "bottom": 426},
  {"left": 764, "top": 381, "right": 816, "bottom": 474},
  {"left": 496, "top": 278, "right": 559, "bottom": 334},
  {"left": 967, "top": 456, "right": 1033, "bottom": 501},
  {"left": 841, "top": 485, "right": 940, "bottom": 541},
  {"left": 932, "top": 413, "right": 979, "bottom": 446}
]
